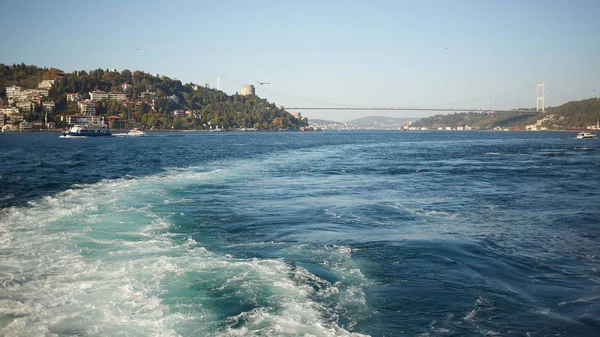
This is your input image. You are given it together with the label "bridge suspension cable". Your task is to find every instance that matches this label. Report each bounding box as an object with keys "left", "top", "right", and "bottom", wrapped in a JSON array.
[
  {"left": 545, "top": 83, "right": 574, "bottom": 102},
  {"left": 217, "top": 75, "right": 374, "bottom": 108}
]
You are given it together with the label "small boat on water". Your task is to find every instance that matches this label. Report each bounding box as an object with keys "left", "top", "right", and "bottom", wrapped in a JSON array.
[
  {"left": 60, "top": 124, "right": 112, "bottom": 138},
  {"left": 127, "top": 128, "right": 146, "bottom": 136},
  {"left": 113, "top": 128, "right": 146, "bottom": 137},
  {"left": 576, "top": 132, "right": 596, "bottom": 139}
]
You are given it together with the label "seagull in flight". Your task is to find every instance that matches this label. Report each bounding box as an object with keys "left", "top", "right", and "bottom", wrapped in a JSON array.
[
  {"left": 136, "top": 48, "right": 147, "bottom": 52},
  {"left": 256, "top": 81, "right": 270, "bottom": 85}
]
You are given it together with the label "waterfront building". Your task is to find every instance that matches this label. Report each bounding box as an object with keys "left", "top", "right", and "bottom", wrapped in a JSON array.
[
  {"left": 19, "top": 121, "right": 32, "bottom": 130},
  {"left": 240, "top": 84, "right": 255, "bottom": 96}
]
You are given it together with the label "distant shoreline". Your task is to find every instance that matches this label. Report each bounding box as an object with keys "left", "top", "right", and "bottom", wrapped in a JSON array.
[{"left": 1, "top": 129, "right": 588, "bottom": 135}]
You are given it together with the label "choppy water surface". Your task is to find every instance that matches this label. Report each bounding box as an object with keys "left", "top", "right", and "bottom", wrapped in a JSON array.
[{"left": 1, "top": 131, "right": 599, "bottom": 336}]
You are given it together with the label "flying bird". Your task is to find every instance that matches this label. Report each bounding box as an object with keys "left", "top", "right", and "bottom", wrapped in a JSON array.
[
  {"left": 136, "top": 48, "right": 147, "bottom": 52},
  {"left": 256, "top": 81, "right": 270, "bottom": 85}
]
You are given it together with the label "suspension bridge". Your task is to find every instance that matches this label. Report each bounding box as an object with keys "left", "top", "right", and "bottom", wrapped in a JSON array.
[
  {"left": 284, "top": 83, "right": 574, "bottom": 113},
  {"left": 208, "top": 76, "right": 575, "bottom": 114}
]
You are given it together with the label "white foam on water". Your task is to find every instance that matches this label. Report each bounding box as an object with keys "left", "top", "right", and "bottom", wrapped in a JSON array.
[
  {"left": 558, "top": 296, "right": 600, "bottom": 306},
  {"left": 0, "top": 165, "right": 372, "bottom": 336}
]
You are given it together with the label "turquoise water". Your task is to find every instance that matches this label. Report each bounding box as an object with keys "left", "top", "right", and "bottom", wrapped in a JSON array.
[{"left": 1, "top": 131, "right": 599, "bottom": 336}]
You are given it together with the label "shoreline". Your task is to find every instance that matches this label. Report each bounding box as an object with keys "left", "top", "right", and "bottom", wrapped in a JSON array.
[{"left": 1, "top": 129, "right": 595, "bottom": 134}]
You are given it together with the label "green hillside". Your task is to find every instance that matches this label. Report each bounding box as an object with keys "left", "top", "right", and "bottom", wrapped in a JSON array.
[
  {"left": 0, "top": 63, "right": 308, "bottom": 130},
  {"left": 412, "top": 99, "right": 600, "bottom": 130}
]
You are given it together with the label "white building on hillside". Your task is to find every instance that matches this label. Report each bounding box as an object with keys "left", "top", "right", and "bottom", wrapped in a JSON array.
[
  {"left": 67, "top": 93, "right": 82, "bottom": 102},
  {"left": 0, "top": 107, "right": 20, "bottom": 116},
  {"left": 42, "top": 101, "right": 55, "bottom": 112},
  {"left": 89, "top": 90, "right": 109, "bottom": 100},
  {"left": 9, "top": 114, "right": 24, "bottom": 122},
  {"left": 109, "top": 92, "right": 126, "bottom": 101},
  {"left": 6, "top": 85, "right": 22, "bottom": 99},
  {"left": 78, "top": 100, "right": 96, "bottom": 115},
  {"left": 16, "top": 101, "right": 33, "bottom": 112},
  {"left": 38, "top": 80, "right": 55, "bottom": 89},
  {"left": 65, "top": 114, "right": 102, "bottom": 125}
]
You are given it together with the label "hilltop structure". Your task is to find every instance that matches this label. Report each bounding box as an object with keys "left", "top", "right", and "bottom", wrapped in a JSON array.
[{"left": 240, "top": 85, "right": 255, "bottom": 96}]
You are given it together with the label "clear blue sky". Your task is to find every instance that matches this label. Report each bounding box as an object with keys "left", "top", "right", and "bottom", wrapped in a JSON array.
[{"left": 1, "top": 0, "right": 599, "bottom": 121}]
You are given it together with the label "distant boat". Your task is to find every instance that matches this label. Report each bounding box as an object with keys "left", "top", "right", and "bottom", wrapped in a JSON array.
[
  {"left": 113, "top": 128, "right": 146, "bottom": 137},
  {"left": 127, "top": 128, "right": 145, "bottom": 136},
  {"left": 576, "top": 132, "right": 596, "bottom": 139},
  {"left": 60, "top": 125, "right": 112, "bottom": 138}
]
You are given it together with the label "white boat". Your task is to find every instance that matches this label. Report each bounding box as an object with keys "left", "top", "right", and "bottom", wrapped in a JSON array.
[
  {"left": 114, "top": 128, "right": 146, "bottom": 137},
  {"left": 576, "top": 132, "right": 596, "bottom": 139},
  {"left": 60, "top": 124, "right": 112, "bottom": 138},
  {"left": 127, "top": 128, "right": 146, "bottom": 136}
]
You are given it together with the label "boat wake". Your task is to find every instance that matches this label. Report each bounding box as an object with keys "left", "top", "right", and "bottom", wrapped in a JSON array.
[{"left": 0, "top": 165, "right": 370, "bottom": 336}]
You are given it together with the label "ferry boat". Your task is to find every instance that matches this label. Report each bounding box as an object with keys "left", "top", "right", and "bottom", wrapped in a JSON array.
[
  {"left": 60, "top": 124, "right": 112, "bottom": 138},
  {"left": 576, "top": 132, "right": 596, "bottom": 139}
]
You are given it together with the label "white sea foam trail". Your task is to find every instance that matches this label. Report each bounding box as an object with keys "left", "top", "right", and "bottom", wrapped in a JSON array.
[{"left": 0, "top": 168, "right": 370, "bottom": 336}]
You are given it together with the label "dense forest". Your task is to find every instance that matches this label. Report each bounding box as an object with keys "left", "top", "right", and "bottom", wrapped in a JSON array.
[
  {"left": 0, "top": 63, "right": 308, "bottom": 130},
  {"left": 412, "top": 99, "right": 600, "bottom": 130}
]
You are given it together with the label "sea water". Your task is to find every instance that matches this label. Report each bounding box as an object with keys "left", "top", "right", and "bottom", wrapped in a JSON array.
[{"left": 1, "top": 131, "right": 599, "bottom": 336}]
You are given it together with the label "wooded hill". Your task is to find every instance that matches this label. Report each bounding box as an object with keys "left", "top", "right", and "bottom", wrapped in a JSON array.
[
  {"left": 0, "top": 63, "right": 308, "bottom": 130},
  {"left": 412, "top": 98, "right": 600, "bottom": 130}
]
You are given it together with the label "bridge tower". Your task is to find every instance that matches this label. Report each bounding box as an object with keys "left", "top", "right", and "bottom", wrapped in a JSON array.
[{"left": 536, "top": 82, "right": 545, "bottom": 112}]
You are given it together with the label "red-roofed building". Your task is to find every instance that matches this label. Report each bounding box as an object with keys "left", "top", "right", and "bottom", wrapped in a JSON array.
[
  {"left": 106, "top": 115, "right": 121, "bottom": 128},
  {"left": 67, "top": 93, "right": 82, "bottom": 102}
]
